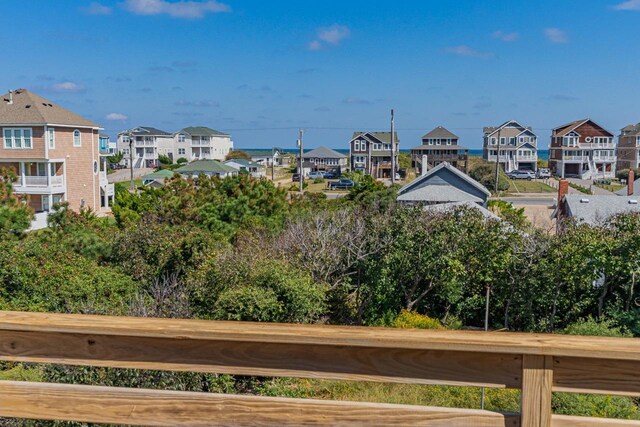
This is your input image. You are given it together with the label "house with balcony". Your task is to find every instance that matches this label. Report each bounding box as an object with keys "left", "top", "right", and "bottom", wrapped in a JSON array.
[
  {"left": 301, "top": 146, "right": 347, "bottom": 173},
  {"left": 117, "top": 127, "right": 173, "bottom": 169},
  {"left": 174, "top": 127, "right": 233, "bottom": 162},
  {"left": 482, "top": 120, "right": 538, "bottom": 172},
  {"left": 99, "top": 134, "right": 116, "bottom": 155},
  {"left": 246, "top": 148, "right": 291, "bottom": 167},
  {"left": 549, "top": 119, "right": 616, "bottom": 179},
  {"left": 411, "top": 126, "right": 469, "bottom": 174},
  {"left": 616, "top": 122, "right": 640, "bottom": 172},
  {"left": 349, "top": 131, "right": 399, "bottom": 178},
  {"left": 0, "top": 89, "right": 112, "bottom": 223}
]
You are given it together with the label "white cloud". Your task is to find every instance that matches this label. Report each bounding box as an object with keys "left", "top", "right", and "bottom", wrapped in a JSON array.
[
  {"left": 308, "top": 24, "right": 350, "bottom": 50},
  {"left": 81, "top": 2, "right": 113, "bottom": 15},
  {"left": 122, "top": 0, "right": 230, "bottom": 19},
  {"left": 544, "top": 28, "right": 568, "bottom": 44},
  {"left": 445, "top": 45, "right": 493, "bottom": 59},
  {"left": 51, "top": 81, "right": 85, "bottom": 93},
  {"left": 613, "top": 0, "right": 640, "bottom": 10},
  {"left": 492, "top": 30, "right": 519, "bottom": 42},
  {"left": 106, "top": 113, "right": 128, "bottom": 120}
]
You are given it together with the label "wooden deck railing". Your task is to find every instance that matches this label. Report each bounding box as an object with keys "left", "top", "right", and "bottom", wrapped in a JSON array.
[{"left": 0, "top": 311, "right": 639, "bottom": 426}]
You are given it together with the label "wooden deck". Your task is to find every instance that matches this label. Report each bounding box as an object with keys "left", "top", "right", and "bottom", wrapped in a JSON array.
[{"left": 1, "top": 311, "right": 639, "bottom": 426}]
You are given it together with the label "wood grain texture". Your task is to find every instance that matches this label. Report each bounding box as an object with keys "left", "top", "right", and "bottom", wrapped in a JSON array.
[
  {"left": 0, "top": 330, "right": 521, "bottom": 388},
  {"left": 552, "top": 415, "right": 640, "bottom": 426},
  {"left": 521, "top": 355, "right": 553, "bottom": 427},
  {"left": 1, "top": 311, "right": 639, "bottom": 361},
  {"left": 553, "top": 356, "right": 640, "bottom": 397},
  {"left": 0, "top": 381, "right": 521, "bottom": 427}
]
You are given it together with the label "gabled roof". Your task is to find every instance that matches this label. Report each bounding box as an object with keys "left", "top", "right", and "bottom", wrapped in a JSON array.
[
  {"left": 179, "top": 126, "right": 229, "bottom": 137},
  {"left": 620, "top": 123, "right": 640, "bottom": 137},
  {"left": 351, "top": 131, "right": 399, "bottom": 144},
  {"left": 122, "top": 126, "right": 171, "bottom": 136},
  {"left": 483, "top": 120, "right": 535, "bottom": 138},
  {"left": 0, "top": 89, "right": 100, "bottom": 128},
  {"left": 616, "top": 178, "right": 640, "bottom": 196},
  {"left": 143, "top": 169, "right": 175, "bottom": 180},
  {"left": 421, "top": 126, "right": 459, "bottom": 140},
  {"left": 561, "top": 195, "right": 640, "bottom": 225},
  {"left": 224, "top": 158, "right": 263, "bottom": 168},
  {"left": 397, "top": 162, "right": 490, "bottom": 204},
  {"left": 175, "top": 159, "right": 237, "bottom": 174},
  {"left": 553, "top": 118, "right": 613, "bottom": 137},
  {"left": 303, "top": 146, "right": 346, "bottom": 159}
]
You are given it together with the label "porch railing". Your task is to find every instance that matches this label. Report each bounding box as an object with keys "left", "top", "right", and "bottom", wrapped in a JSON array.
[{"left": 0, "top": 311, "right": 639, "bottom": 426}]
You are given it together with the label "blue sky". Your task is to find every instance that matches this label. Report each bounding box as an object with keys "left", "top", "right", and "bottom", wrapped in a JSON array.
[{"left": 4, "top": 0, "right": 640, "bottom": 149}]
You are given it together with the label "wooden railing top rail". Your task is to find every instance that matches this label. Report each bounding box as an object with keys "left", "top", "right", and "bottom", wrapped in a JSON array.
[{"left": 1, "top": 311, "right": 639, "bottom": 361}]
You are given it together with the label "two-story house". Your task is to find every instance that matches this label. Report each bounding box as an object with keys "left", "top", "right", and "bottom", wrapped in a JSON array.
[
  {"left": 549, "top": 119, "right": 616, "bottom": 179},
  {"left": 349, "top": 131, "right": 399, "bottom": 178},
  {"left": 173, "top": 127, "right": 233, "bottom": 162},
  {"left": 482, "top": 120, "right": 538, "bottom": 172},
  {"left": 411, "top": 126, "right": 469, "bottom": 174},
  {"left": 117, "top": 127, "right": 173, "bottom": 168},
  {"left": 0, "top": 89, "right": 112, "bottom": 217},
  {"left": 616, "top": 122, "right": 640, "bottom": 172}
]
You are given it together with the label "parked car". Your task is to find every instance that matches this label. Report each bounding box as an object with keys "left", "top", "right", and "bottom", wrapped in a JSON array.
[
  {"left": 292, "top": 173, "right": 303, "bottom": 182},
  {"left": 329, "top": 179, "right": 355, "bottom": 190},
  {"left": 536, "top": 168, "right": 551, "bottom": 179},
  {"left": 308, "top": 171, "right": 325, "bottom": 179},
  {"left": 324, "top": 171, "right": 340, "bottom": 179},
  {"left": 508, "top": 170, "right": 535, "bottom": 180}
]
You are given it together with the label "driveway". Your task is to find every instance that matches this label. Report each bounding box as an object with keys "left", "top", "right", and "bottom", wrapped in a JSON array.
[
  {"left": 566, "top": 178, "right": 614, "bottom": 195},
  {"left": 108, "top": 168, "right": 155, "bottom": 183}
]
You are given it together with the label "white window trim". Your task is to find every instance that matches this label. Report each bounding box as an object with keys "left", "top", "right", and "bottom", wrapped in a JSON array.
[
  {"left": 3, "top": 127, "right": 33, "bottom": 149},
  {"left": 48, "top": 128, "right": 56, "bottom": 149},
  {"left": 73, "top": 129, "right": 82, "bottom": 147}
]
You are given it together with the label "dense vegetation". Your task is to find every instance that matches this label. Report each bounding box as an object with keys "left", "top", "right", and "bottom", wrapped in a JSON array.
[{"left": 1, "top": 172, "right": 638, "bottom": 423}]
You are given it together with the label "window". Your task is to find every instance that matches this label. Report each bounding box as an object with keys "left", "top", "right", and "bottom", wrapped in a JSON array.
[
  {"left": 428, "top": 139, "right": 433, "bottom": 146},
  {"left": 3, "top": 128, "right": 32, "bottom": 149},
  {"left": 500, "top": 137, "right": 506, "bottom": 145},
  {"left": 178, "top": 148, "right": 186, "bottom": 155},
  {"left": 73, "top": 130, "right": 81, "bottom": 147},
  {"left": 491, "top": 137, "right": 497, "bottom": 145},
  {"left": 354, "top": 140, "right": 360, "bottom": 151},
  {"left": 47, "top": 128, "right": 55, "bottom": 149},
  {"left": 178, "top": 134, "right": 186, "bottom": 143}
]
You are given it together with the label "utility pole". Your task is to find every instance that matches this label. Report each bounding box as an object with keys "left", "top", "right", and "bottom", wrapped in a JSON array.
[
  {"left": 298, "top": 129, "right": 304, "bottom": 194},
  {"left": 493, "top": 128, "right": 502, "bottom": 194},
  {"left": 390, "top": 109, "right": 396, "bottom": 184},
  {"left": 128, "top": 132, "right": 134, "bottom": 191}
]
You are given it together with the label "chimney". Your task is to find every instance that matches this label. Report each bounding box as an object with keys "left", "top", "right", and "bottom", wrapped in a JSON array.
[
  {"left": 421, "top": 155, "right": 428, "bottom": 176},
  {"left": 7, "top": 90, "right": 13, "bottom": 105},
  {"left": 628, "top": 169, "right": 635, "bottom": 196},
  {"left": 557, "top": 179, "right": 569, "bottom": 218}
]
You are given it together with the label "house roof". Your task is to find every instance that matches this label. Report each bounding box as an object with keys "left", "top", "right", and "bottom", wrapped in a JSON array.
[
  {"left": 122, "top": 126, "right": 171, "bottom": 136},
  {"left": 553, "top": 118, "right": 613, "bottom": 137},
  {"left": 352, "top": 131, "right": 399, "bottom": 144},
  {"left": 397, "top": 162, "right": 490, "bottom": 204},
  {"left": 421, "top": 126, "right": 459, "bottom": 140},
  {"left": 0, "top": 89, "right": 100, "bottom": 128},
  {"left": 562, "top": 195, "right": 640, "bottom": 225},
  {"left": 224, "top": 158, "right": 263, "bottom": 168},
  {"left": 620, "top": 123, "right": 640, "bottom": 137},
  {"left": 615, "top": 178, "right": 640, "bottom": 196},
  {"left": 303, "top": 146, "right": 346, "bottom": 159},
  {"left": 175, "top": 159, "right": 237, "bottom": 174},
  {"left": 483, "top": 120, "right": 535, "bottom": 138},
  {"left": 143, "top": 169, "right": 175, "bottom": 180},
  {"left": 245, "top": 149, "right": 277, "bottom": 157},
  {"left": 179, "top": 126, "right": 229, "bottom": 137},
  {"left": 423, "top": 201, "right": 500, "bottom": 220}
]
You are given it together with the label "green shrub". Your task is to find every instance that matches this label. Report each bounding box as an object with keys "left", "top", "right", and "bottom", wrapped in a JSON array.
[
  {"left": 392, "top": 310, "right": 444, "bottom": 330},
  {"left": 176, "top": 157, "right": 188, "bottom": 164}
]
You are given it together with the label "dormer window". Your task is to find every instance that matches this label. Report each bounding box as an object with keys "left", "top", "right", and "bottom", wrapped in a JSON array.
[
  {"left": 73, "top": 129, "right": 81, "bottom": 147},
  {"left": 178, "top": 134, "right": 186, "bottom": 143}
]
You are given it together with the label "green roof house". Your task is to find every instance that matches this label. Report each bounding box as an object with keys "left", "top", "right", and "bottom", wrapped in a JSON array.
[{"left": 175, "top": 159, "right": 237, "bottom": 178}]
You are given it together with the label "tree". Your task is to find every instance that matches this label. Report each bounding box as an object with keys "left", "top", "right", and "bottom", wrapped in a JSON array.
[
  {"left": 107, "top": 151, "right": 124, "bottom": 165},
  {"left": 469, "top": 161, "right": 509, "bottom": 193},
  {"left": 225, "top": 150, "right": 251, "bottom": 161},
  {"left": 158, "top": 154, "right": 172, "bottom": 165},
  {"left": 0, "top": 167, "right": 33, "bottom": 238}
]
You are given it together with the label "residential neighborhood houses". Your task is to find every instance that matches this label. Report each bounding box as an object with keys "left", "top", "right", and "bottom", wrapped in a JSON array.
[
  {"left": 482, "top": 120, "right": 538, "bottom": 173},
  {"left": 0, "top": 89, "right": 113, "bottom": 228},
  {"left": 349, "top": 131, "right": 399, "bottom": 178},
  {"left": 616, "top": 122, "right": 640, "bottom": 172},
  {"left": 410, "top": 126, "right": 469, "bottom": 174},
  {"left": 301, "top": 146, "right": 347, "bottom": 174}
]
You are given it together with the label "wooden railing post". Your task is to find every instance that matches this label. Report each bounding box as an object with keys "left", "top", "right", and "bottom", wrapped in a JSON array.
[{"left": 521, "top": 354, "right": 553, "bottom": 427}]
